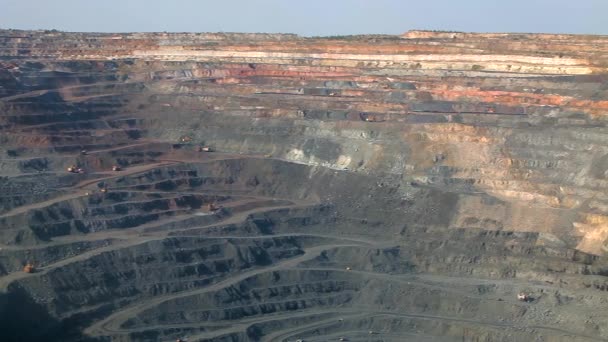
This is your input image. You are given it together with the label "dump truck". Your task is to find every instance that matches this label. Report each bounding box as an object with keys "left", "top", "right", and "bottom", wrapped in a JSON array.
[
  {"left": 67, "top": 165, "right": 84, "bottom": 173},
  {"left": 23, "top": 262, "right": 35, "bottom": 273}
]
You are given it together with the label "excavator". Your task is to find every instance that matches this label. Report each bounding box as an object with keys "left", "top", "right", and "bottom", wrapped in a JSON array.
[{"left": 517, "top": 292, "right": 531, "bottom": 302}]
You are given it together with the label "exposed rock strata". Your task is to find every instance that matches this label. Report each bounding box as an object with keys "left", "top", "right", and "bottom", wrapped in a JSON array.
[{"left": 1, "top": 29, "right": 608, "bottom": 341}]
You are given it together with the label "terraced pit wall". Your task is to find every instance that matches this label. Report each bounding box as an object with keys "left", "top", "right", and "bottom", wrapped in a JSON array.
[
  {"left": 1, "top": 29, "right": 608, "bottom": 341},
  {"left": 3, "top": 30, "right": 608, "bottom": 253}
]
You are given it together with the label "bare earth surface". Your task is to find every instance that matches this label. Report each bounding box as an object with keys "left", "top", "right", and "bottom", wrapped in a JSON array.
[{"left": 1, "top": 29, "right": 608, "bottom": 341}]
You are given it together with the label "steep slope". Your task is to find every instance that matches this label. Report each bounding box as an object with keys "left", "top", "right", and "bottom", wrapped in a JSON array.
[{"left": 1, "top": 29, "right": 608, "bottom": 341}]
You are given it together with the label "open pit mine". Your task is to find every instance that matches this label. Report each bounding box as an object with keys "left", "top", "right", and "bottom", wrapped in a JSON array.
[{"left": 1, "top": 29, "right": 608, "bottom": 342}]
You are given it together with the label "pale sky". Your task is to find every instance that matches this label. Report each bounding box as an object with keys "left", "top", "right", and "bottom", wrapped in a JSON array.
[{"left": 1, "top": 0, "right": 606, "bottom": 36}]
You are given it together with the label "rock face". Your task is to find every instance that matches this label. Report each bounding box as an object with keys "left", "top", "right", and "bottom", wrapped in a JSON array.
[{"left": 1, "top": 29, "right": 608, "bottom": 341}]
